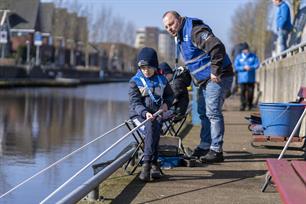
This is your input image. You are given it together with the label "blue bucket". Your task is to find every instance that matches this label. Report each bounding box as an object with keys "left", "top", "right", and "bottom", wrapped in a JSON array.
[{"left": 259, "top": 103, "right": 305, "bottom": 137}]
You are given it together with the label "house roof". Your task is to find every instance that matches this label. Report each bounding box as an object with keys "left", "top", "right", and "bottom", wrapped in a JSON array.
[
  {"left": 8, "top": 0, "right": 40, "bottom": 30},
  {"left": 0, "top": 0, "right": 10, "bottom": 10}
]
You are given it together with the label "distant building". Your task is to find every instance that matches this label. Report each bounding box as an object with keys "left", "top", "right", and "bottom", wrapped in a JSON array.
[
  {"left": 158, "top": 30, "right": 175, "bottom": 64},
  {"left": 2, "top": 0, "right": 40, "bottom": 51},
  {"left": 0, "top": 0, "right": 91, "bottom": 68},
  {"left": 39, "top": 3, "right": 55, "bottom": 65},
  {"left": 135, "top": 28, "right": 145, "bottom": 48},
  {"left": 135, "top": 27, "right": 175, "bottom": 64},
  {"left": 135, "top": 27, "right": 159, "bottom": 51}
]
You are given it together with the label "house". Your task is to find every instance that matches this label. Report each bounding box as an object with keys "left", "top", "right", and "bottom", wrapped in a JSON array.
[{"left": 8, "top": 0, "right": 40, "bottom": 51}]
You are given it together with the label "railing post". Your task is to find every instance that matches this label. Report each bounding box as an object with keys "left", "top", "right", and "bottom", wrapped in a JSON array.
[
  {"left": 86, "top": 162, "right": 109, "bottom": 201},
  {"left": 86, "top": 165, "right": 101, "bottom": 201}
]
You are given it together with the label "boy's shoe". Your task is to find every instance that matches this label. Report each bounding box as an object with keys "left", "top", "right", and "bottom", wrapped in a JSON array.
[
  {"left": 139, "top": 163, "right": 151, "bottom": 182},
  {"left": 151, "top": 163, "right": 162, "bottom": 179},
  {"left": 191, "top": 147, "right": 209, "bottom": 158},
  {"left": 200, "top": 150, "right": 224, "bottom": 163}
]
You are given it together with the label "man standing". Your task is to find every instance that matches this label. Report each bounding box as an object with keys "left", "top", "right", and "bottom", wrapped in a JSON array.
[
  {"left": 234, "top": 42, "right": 260, "bottom": 111},
  {"left": 273, "top": 0, "right": 293, "bottom": 52},
  {"left": 162, "top": 11, "right": 233, "bottom": 163}
]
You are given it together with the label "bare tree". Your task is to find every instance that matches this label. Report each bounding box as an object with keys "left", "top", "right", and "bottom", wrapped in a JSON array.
[
  {"left": 52, "top": 0, "right": 65, "bottom": 7},
  {"left": 107, "top": 16, "right": 125, "bottom": 43},
  {"left": 49, "top": 1, "right": 136, "bottom": 46},
  {"left": 288, "top": 0, "right": 301, "bottom": 18},
  {"left": 90, "top": 5, "right": 136, "bottom": 45},
  {"left": 230, "top": 2, "right": 257, "bottom": 46},
  {"left": 230, "top": 0, "right": 274, "bottom": 59},
  {"left": 123, "top": 21, "right": 136, "bottom": 46}
]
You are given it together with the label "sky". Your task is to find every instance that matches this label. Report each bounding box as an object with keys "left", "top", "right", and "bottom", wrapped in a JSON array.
[
  {"left": 80, "top": 0, "right": 251, "bottom": 51},
  {"left": 41, "top": 0, "right": 257, "bottom": 51}
]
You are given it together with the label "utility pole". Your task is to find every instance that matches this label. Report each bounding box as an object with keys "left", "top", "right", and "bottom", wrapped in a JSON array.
[
  {"left": 26, "top": 40, "right": 30, "bottom": 64},
  {"left": 0, "top": 10, "right": 10, "bottom": 59}
]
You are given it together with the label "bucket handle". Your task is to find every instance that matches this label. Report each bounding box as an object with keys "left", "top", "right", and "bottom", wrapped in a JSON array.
[{"left": 262, "top": 105, "right": 290, "bottom": 130}]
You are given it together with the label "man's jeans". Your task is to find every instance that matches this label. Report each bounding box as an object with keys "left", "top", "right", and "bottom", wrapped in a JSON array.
[
  {"left": 197, "top": 76, "right": 233, "bottom": 152},
  {"left": 278, "top": 29, "right": 289, "bottom": 52}
]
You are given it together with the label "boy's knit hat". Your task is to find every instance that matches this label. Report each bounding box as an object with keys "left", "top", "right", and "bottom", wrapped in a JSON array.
[
  {"left": 159, "top": 62, "right": 173, "bottom": 74},
  {"left": 137, "top": 47, "right": 159, "bottom": 69}
]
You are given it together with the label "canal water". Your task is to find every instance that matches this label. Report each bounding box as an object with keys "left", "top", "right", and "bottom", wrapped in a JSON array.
[{"left": 0, "top": 83, "right": 133, "bottom": 203}]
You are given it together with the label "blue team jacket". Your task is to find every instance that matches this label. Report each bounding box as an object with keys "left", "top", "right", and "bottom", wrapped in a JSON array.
[
  {"left": 276, "top": 1, "right": 292, "bottom": 31},
  {"left": 234, "top": 52, "right": 259, "bottom": 84},
  {"left": 177, "top": 17, "right": 231, "bottom": 86}
]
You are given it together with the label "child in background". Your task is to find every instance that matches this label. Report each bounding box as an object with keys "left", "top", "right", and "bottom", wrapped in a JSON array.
[{"left": 159, "top": 62, "right": 191, "bottom": 121}]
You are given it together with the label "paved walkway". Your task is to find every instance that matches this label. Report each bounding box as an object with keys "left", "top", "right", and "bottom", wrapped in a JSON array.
[{"left": 83, "top": 95, "right": 304, "bottom": 204}]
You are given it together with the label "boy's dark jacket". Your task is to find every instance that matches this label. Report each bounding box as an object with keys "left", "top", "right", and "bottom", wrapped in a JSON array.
[
  {"left": 171, "top": 69, "right": 192, "bottom": 116},
  {"left": 129, "top": 70, "right": 174, "bottom": 118},
  {"left": 172, "top": 69, "right": 191, "bottom": 99}
]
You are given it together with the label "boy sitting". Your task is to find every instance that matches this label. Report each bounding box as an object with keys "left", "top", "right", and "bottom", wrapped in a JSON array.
[{"left": 129, "top": 47, "right": 174, "bottom": 181}]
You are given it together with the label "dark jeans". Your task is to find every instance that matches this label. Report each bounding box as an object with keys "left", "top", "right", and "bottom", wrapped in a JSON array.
[
  {"left": 278, "top": 29, "right": 289, "bottom": 52},
  {"left": 134, "top": 116, "right": 161, "bottom": 163},
  {"left": 240, "top": 83, "right": 255, "bottom": 110}
]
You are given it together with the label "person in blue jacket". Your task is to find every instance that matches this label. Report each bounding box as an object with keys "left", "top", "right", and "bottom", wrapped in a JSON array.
[
  {"left": 129, "top": 47, "right": 174, "bottom": 181},
  {"left": 273, "top": 0, "right": 293, "bottom": 52},
  {"left": 163, "top": 11, "right": 234, "bottom": 163},
  {"left": 234, "top": 43, "right": 260, "bottom": 111}
]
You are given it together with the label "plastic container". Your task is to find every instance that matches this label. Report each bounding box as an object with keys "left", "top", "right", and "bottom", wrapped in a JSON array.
[
  {"left": 259, "top": 103, "right": 305, "bottom": 137},
  {"left": 158, "top": 156, "right": 182, "bottom": 169}
]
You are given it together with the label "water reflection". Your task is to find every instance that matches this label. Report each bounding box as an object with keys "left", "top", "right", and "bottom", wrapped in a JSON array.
[{"left": 0, "top": 83, "right": 131, "bottom": 203}]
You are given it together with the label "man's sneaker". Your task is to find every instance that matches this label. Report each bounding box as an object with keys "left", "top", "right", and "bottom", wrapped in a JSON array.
[
  {"left": 191, "top": 147, "right": 209, "bottom": 158},
  {"left": 200, "top": 150, "right": 224, "bottom": 163},
  {"left": 151, "top": 163, "right": 162, "bottom": 179}
]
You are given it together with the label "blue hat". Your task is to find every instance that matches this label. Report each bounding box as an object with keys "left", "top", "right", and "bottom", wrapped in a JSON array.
[
  {"left": 137, "top": 47, "right": 159, "bottom": 69},
  {"left": 159, "top": 62, "right": 173, "bottom": 74}
]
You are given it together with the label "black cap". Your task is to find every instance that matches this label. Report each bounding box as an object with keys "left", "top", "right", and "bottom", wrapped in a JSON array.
[
  {"left": 241, "top": 42, "right": 249, "bottom": 50},
  {"left": 159, "top": 62, "right": 173, "bottom": 74},
  {"left": 137, "top": 47, "right": 159, "bottom": 69}
]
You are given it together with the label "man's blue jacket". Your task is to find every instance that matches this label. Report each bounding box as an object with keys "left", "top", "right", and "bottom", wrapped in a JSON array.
[
  {"left": 276, "top": 1, "right": 292, "bottom": 31},
  {"left": 234, "top": 52, "right": 259, "bottom": 84}
]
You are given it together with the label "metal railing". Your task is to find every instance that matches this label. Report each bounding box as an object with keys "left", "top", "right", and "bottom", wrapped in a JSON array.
[
  {"left": 57, "top": 147, "right": 136, "bottom": 204},
  {"left": 261, "top": 41, "right": 306, "bottom": 66},
  {"left": 41, "top": 110, "right": 162, "bottom": 204},
  {"left": 0, "top": 122, "right": 126, "bottom": 200},
  {"left": 0, "top": 110, "right": 163, "bottom": 204}
]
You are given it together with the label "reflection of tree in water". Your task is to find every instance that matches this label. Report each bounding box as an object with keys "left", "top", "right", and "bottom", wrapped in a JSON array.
[
  {"left": 0, "top": 89, "right": 128, "bottom": 159},
  {"left": 0, "top": 85, "right": 129, "bottom": 203},
  {"left": 0, "top": 94, "right": 87, "bottom": 158}
]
